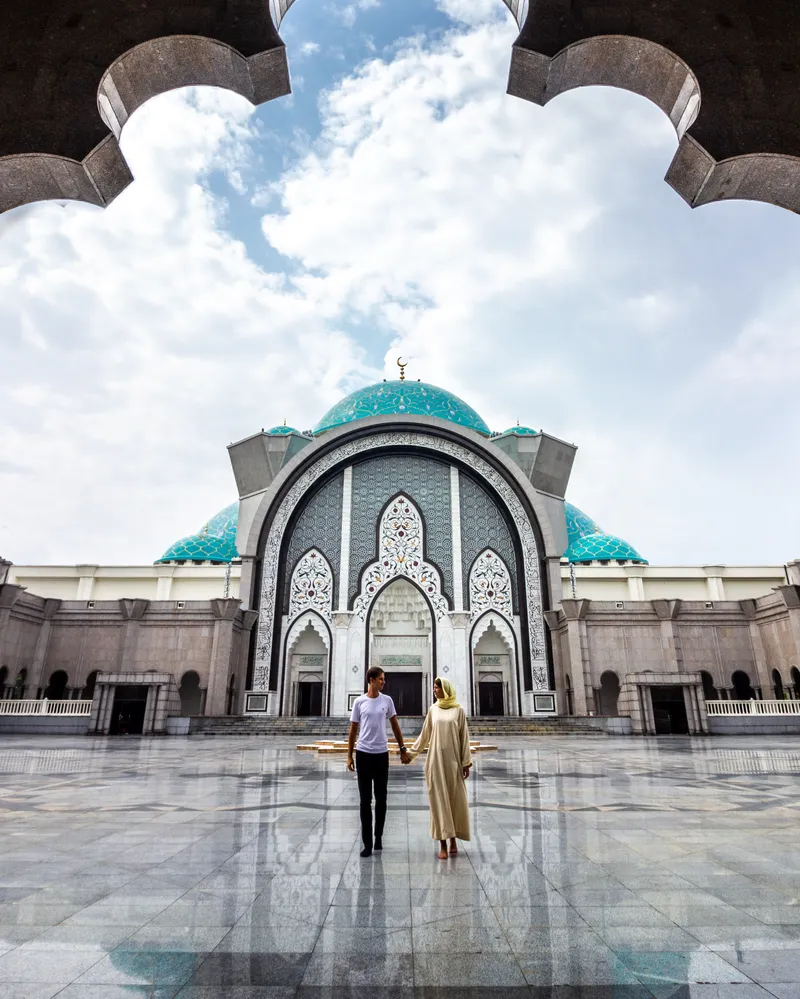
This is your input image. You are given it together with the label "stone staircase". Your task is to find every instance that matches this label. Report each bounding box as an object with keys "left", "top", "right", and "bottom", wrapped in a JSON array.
[{"left": 189, "top": 715, "right": 616, "bottom": 737}]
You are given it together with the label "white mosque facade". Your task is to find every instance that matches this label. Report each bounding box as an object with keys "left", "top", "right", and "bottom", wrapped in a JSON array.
[{"left": 2, "top": 377, "right": 799, "bottom": 735}]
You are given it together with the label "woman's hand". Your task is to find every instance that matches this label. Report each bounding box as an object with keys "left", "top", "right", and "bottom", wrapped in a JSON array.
[{"left": 462, "top": 764, "right": 472, "bottom": 779}]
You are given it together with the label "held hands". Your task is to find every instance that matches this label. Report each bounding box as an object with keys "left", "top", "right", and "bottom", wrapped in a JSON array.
[{"left": 400, "top": 748, "right": 412, "bottom": 764}]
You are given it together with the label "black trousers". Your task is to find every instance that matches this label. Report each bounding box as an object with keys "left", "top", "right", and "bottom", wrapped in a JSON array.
[{"left": 355, "top": 750, "right": 389, "bottom": 848}]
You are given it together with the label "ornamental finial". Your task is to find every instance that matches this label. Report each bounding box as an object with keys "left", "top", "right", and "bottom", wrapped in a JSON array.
[{"left": 396, "top": 356, "right": 407, "bottom": 381}]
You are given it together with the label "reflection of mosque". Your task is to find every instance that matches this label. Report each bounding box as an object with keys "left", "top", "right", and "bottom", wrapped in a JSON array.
[{"left": 3, "top": 370, "right": 800, "bottom": 735}]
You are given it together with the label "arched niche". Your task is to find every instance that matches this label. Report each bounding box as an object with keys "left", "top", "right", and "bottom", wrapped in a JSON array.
[
  {"left": 470, "top": 612, "right": 518, "bottom": 716},
  {"left": 284, "top": 613, "right": 331, "bottom": 716}
]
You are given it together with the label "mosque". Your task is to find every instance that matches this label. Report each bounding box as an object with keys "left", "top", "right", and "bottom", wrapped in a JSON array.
[{"left": 2, "top": 367, "right": 799, "bottom": 736}]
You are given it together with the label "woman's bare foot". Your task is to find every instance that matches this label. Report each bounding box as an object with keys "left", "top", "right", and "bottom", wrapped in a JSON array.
[
  {"left": 448, "top": 838, "right": 458, "bottom": 855},
  {"left": 438, "top": 841, "right": 448, "bottom": 860}
]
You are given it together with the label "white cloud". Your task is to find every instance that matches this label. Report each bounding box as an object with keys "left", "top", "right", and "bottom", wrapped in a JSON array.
[
  {"left": 335, "top": 0, "right": 380, "bottom": 28},
  {"left": 299, "top": 41, "right": 321, "bottom": 56}
]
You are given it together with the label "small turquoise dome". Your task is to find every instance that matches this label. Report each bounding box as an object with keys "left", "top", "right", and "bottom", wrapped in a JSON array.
[
  {"left": 565, "top": 502, "right": 601, "bottom": 549},
  {"left": 313, "top": 380, "right": 490, "bottom": 436},
  {"left": 266, "top": 424, "right": 301, "bottom": 435},
  {"left": 501, "top": 425, "right": 539, "bottom": 436},
  {"left": 564, "top": 531, "right": 648, "bottom": 565},
  {"left": 156, "top": 503, "right": 239, "bottom": 564}
]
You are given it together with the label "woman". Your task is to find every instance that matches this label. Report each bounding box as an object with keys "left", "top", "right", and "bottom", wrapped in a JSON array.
[{"left": 406, "top": 677, "right": 472, "bottom": 859}]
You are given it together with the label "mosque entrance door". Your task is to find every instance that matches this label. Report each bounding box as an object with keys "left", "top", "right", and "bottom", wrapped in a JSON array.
[
  {"left": 109, "top": 685, "right": 148, "bottom": 735},
  {"left": 297, "top": 681, "right": 323, "bottom": 716},
  {"left": 478, "top": 681, "right": 504, "bottom": 716},
  {"left": 650, "top": 685, "right": 689, "bottom": 735},
  {"left": 383, "top": 672, "right": 423, "bottom": 717}
]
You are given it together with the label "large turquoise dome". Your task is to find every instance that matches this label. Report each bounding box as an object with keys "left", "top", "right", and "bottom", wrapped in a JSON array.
[
  {"left": 313, "top": 380, "right": 490, "bottom": 436},
  {"left": 565, "top": 532, "right": 648, "bottom": 565},
  {"left": 156, "top": 503, "right": 239, "bottom": 564}
]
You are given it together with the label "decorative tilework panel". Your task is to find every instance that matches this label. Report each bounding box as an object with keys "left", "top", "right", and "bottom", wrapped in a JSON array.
[
  {"left": 348, "top": 454, "right": 452, "bottom": 606},
  {"left": 459, "top": 473, "right": 519, "bottom": 613},
  {"left": 283, "top": 472, "right": 343, "bottom": 611}
]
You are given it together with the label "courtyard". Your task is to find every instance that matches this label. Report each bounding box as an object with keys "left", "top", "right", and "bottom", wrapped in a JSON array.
[{"left": 2, "top": 735, "right": 800, "bottom": 997}]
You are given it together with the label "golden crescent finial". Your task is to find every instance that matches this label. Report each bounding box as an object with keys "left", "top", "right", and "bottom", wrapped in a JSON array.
[{"left": 396, "top": 356, "right": 407, "bottom": 381}]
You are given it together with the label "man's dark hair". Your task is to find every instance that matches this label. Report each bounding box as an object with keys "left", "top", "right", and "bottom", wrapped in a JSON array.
[{"left": 366, "top": 666, "right": 384, "bottom": 684}]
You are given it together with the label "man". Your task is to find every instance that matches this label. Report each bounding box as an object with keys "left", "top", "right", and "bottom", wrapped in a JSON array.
[{"left": 347, "top": 667, "right": 411, "bottom": 857}]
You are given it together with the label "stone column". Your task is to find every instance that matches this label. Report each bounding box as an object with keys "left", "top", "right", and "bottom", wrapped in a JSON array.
[
  {"left": 155, "top": 565, "right": 175, "bottom": 600},
  {"left": 116, "top": 598, "right": 149, "bottom": 671},
  {"left": 235, "top": 609, "right": 258, "bottom": 714},
  {"left": 29, "top": 598, "right": 62, "bottom": 695},
  {"left": 703, "top": 566, "right": 725, "bottom": 601},
  {"left": 449, "top": 612, "right": 470, "bottom": 712},
  {"left": 559, "top": 599, "right": 591, "bottom": 715},
  {"left": 625, "top": 568, "right": 645, "bottom": 600},
  {"left": 739, "top": 599, "right": 771, "bottom": 694},
  {"left": 652, "top": 599, "right": 683, "bottom": 672},
  {"left": 205, "top": 598, "right": 242, "bottom": 716},
  {"left": 332, "top": 612, "right": 352, "bottom": 716},
  {"left": 76, "top": 565, "right": 99, "bottom": 601}
]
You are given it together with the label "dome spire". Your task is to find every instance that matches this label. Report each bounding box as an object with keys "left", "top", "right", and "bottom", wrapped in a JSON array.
[{"left": 396, "top": 356, "right": 407, "bottom": 381}]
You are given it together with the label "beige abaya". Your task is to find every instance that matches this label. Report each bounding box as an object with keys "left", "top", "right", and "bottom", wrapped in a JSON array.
[{"left": 410, "top": 703, "right": 473, "bottom": 841}]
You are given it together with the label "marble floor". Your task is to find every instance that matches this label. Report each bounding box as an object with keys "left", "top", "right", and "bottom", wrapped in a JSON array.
[{"left": 2, "top": 735, "right": 800, "bottom": 999}]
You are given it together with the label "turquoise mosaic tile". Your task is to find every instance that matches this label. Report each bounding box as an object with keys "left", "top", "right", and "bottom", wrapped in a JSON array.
[
  {"left": 312, "top": 379, "right": 490, "bottom": 435},
  {"left": 500, "top": 425, "right": 539, "bottom": 435},
  {"left": 155, "top": 502, "right": 239, "bottom": 564},
  {"left": 564, "top": 531, "right": 648, "bottom": 565}
]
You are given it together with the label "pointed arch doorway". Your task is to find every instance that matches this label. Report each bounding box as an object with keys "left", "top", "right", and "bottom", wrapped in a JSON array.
[{"left": 367, "top": 578, "right": 432, "bottom": 717}]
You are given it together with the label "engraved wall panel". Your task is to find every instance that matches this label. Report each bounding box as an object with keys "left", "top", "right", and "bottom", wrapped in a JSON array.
[
  {"left": 283, "top": 472, "right": 343, "bottom": 611},
  {"left": 349, "top": 454, "right": 452, "bottom": 605},
  {"left": 460, "top": 473, "right": 519, "bottom": 612}
]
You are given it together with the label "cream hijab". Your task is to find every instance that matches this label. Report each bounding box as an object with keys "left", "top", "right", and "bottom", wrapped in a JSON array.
[{"left": 434, "top": 676, "right": 459, "bottom": 709}]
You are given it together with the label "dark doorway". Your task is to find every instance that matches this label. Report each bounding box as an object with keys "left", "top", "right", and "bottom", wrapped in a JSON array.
[
  {"left": 45, "top": 670, "right": 68, "bottom": 700},
  {"left": 179, "top": 671, "right": 202, "bottom": 716},
  {"left": 110, "top": 685, "right": 148, "bottom": 735},
  {"left": 382, "top": 672, "right": 423, "bottom": 716},
  {"left": 793, "top": 666, "right": 800, "bottom": 698},
  {"left": 700, "top": 670, "right": 717, "bottom": 701},
  {"left": 0, "top": 666, "right": 7, "bottom": 698},
  {"left": 772, "top": 669, "right": 784, "bottom": 699},
  {"left": 478, "top": 681, "right": 504, "bottom": 715},
  {"left": 732, "top": 670, "right": 755, "bottom": 700},
  {"left": 297, "top": 681, "right": 323, "bottom": 716},
  {"left": 81, "top": 670, "right": 99, "bottom": 701},
  {"left": 650, "top": 685, "right": 689, "bottom": 735},
  {"left": 598, "top": 671, "right": 620, "bottom": 716}
]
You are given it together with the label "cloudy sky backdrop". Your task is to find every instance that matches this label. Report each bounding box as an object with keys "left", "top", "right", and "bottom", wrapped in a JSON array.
[{"left": 1, "top": 0, "right": 799, "bottom": 567}]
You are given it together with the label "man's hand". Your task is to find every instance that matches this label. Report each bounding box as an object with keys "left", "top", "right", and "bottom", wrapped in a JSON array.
[
  {"left": 400, "top": 748, "right": 411, "bottom": 764},
  {"left": 347, "top": 756, "right": 355, "bottom": 772}
]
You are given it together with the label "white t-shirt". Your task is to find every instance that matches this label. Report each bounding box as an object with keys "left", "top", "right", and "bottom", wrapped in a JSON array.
[{"left": 350, "top": 692, "right": 397, "bottom": 753}]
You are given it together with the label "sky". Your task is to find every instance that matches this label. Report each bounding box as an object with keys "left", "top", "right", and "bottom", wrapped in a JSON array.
[{"left": 1, "top": 0, "right": 799, "bottom": 568}]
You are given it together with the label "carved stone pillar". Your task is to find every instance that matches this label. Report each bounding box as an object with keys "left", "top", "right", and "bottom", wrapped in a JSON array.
[
  {"left": 206, "top": 598, "right": 242, "bottom": 716},
  {"left": 116, "top": 598, "right": 149, "bottom": 671},
  {"left": 29, "top": 598, "right": 62, "bottom": 695},
  {"left": 559, "top": 599, "right": 591, "bottom": 715},
  {"left": 652, "top": 599, "right": 683, "bottom": 672}
]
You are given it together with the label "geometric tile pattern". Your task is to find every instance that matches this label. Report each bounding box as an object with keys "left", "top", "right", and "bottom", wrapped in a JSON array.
[
  {"left": 460, "top": 472, "right": 519, "bottom": 613},
  {"left": 155, "top": 502, "right": 239, "bottom": 564},
  {"left": 283, "top": 472, "right": 344, "bottom": 612},
  {"left": 349, "top": 454, "right": 453, "bottom": 607},
  {"left": 468, "top": 548, "right": 514, "bottom": 621},
  {"left": 313, "top": 379, "right": 491, "bottom": 436},
  {"left": 565, "top": 531, "right": 648, "bottom": 565}
]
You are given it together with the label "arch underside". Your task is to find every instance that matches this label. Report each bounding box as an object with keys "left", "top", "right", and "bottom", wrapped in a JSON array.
[{"left": 3, "top": 1, "right": 800, "bottom": 214}]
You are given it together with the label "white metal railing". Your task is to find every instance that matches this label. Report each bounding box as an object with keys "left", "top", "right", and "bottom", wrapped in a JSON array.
[
  {"left": 0, "top": 699, "right": 92, "bottom": 717},
  {"left": 707, "top": 699, "right": 800, "bottom": 716}
]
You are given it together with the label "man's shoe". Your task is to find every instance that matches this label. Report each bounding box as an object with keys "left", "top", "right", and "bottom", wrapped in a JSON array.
[
  {"left": 374, "top": 837, "right": 382, "bottom": 851},
  {"left": 360, "top": 846, "right": 372, "bottom": 858}
]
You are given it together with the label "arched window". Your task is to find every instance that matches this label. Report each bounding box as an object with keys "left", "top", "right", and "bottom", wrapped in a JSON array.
[
  {"left": 772, "top": 669, "right": 785, "bottom": 700},
  {"left": 700, "top": 671, "right": 717, "bottom": 701},
  {"left": 0, "top": 666, "right": 7, "bottom": 699},
  {"left": 792, "top": 666, "right": 800, "bottom": 699},
  {"left": 45, "top": 670, "right": 68, "bottom": 700},
  {"left": 179, "top": 671, "right": 202, "bottom": 717},
  {"left": 12, "top": 668, "right": 27, "bottom": 699},
  {"left": 598, "top": 671, "right": 620, "bottom": 717},
  {"left": 732, "top": 670, "right": 755, "bottom": 700}
]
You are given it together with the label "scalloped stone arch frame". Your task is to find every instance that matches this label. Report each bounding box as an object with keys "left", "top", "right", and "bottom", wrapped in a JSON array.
[
  {"left": 470, "top": 610, "right": 519, "bottom": 714},
  {"left": 244, "top": 415, "right": 556, "bottom": 695},
  {"left": 6, "top": 0, "right": 800, "bottom": 214},
  {"left": 283, "top": 609, "right": 332, "bottom": 715}
]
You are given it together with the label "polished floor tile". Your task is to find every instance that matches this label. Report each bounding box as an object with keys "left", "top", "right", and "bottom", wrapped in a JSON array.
[{"left": 5, "top": 734, "right": 800, "bottom": 994}]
